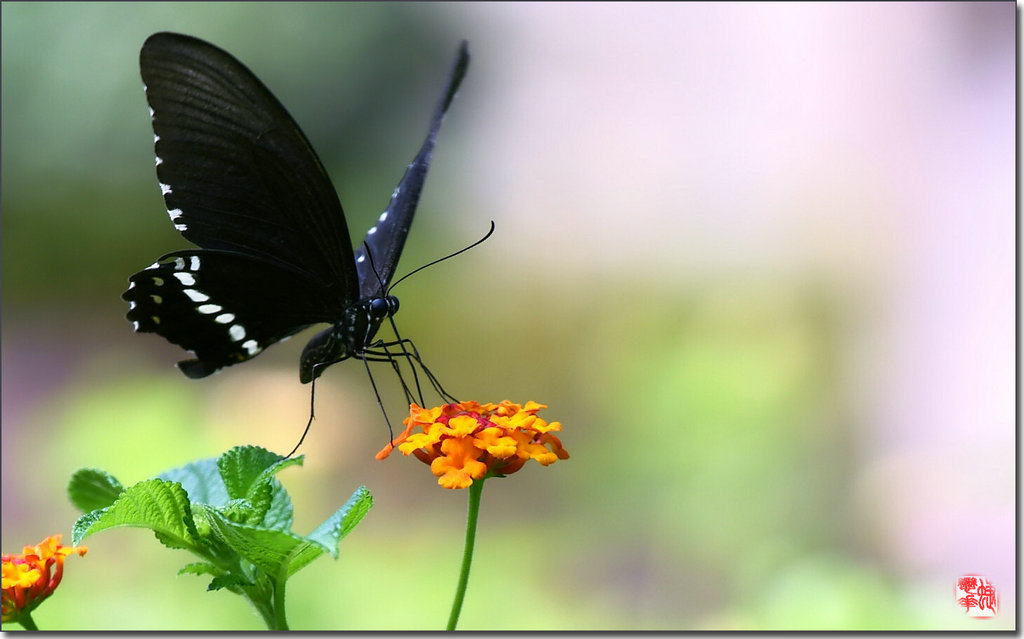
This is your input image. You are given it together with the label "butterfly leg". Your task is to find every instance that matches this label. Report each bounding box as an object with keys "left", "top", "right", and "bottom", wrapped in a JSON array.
[
  {"left": 361, "top": 349, "right": 424, "bottom": 406},
  {"left": 360, "top": 349, "right": 398, "bottom": 445},
  {"left": 364, "top": 338, "right": 458, "bottom": 405},
  {"left": 286, "top": 355, "right": 356, "bottom": 457}
]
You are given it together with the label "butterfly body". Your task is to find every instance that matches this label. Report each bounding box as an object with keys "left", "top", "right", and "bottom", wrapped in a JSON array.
[
  {"left": 298, "top": 294, "right": 399, "bottom": 383},
  {"left": 123, "top": 33, "right": 469, "bottom": 383}
]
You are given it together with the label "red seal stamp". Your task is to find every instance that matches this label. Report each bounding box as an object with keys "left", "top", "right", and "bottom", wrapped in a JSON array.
[{"left": 956, "top": 575, "right": 999, "bottom": 618}]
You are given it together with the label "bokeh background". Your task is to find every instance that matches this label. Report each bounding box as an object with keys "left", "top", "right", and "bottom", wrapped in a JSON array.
[{"left": 1, "top": 2, "right": 1015, "bottom": 631}]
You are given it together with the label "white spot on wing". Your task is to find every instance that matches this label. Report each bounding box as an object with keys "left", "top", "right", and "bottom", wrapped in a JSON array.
[
  {"left": 173, "top": 257, "right": 186, "bottom": 271},
  {"left": 173, "top": 272, "right": 195, "bottom": 285},
  {"left": 182, "top": 288, "right": 209, "bottom": 302},
  {"left": 197, "top": 304, "right": 222, "bottom": 314},
  {"left": 146, "top": 262, "right": 160, "bottom": 270},
  {"left": 154, "top": 134, "right": 160, "bottom": 144},
  {"left": 155, "top": 155, "right": 163, "bottom": 167},
  {"left": 168, "top": 208, "right": 187, "bottom": 231},
  {"left": 160, "top": 182, "right": 172, "bottom": 196},
  {"left": 215, "top": 313, "right": 235, "bottom": 324},
  {"left": 356, "top": 255, "right": 365, "bottom": 263},
  {"left": 132, "top": 321, "right": 140, "bottom": 331},
  {"left": 229, "top": 325, "right": 246, "bottom": 341},
  {"left": 378, "top": 211, "right": 388, "bottom": 223},
  {"left": 190, "top": 256, "right": 200, "bottom": 271},
  {"left": 241, "top": 339, "right": 259, "bottom": 355},
  {"left": 367, "top": 226, "right": 377, "bottom": 235}
]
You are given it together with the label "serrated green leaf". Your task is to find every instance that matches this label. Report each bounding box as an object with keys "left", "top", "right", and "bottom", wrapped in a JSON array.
[
  {"left": 218, "top": 446, "right": 298, "bottom": 500},
  {"left": 178, "top": 562, "right": 220, "bottom": 578},
  {"left": 337, "top": 486, "right": 373, "bottom": 542},
  {"left": 160, "top": 457, "right": 228, "bottom": 506},
  {"left": 246, "top": 479, "right": 275, "bottom": 524},
  {"left": 203, "top": 509, "right": 331, "bottom": 579},
  {"left": 67, "top": 468, "right": 124, "bottom": 513},
  {"left": 306, "top": 486, "right": 374, "bottom": 560},
  {"left": 208, "top": 573, "right": 252, "bottom": 591},
  {"left": 219, "top": 497, "right": 257, "bottom": 524},
  {"left": 72, "top": 509, "right": 106, "bottom": 546},
  {"left": 71, "top": 479, "right": 198, "bottom": 549},
  {"left": 217, "top": 446, "right": 301, "bottom": 528},
  {"left": 261, "top": 479, "right": 294, "bottom": 531}
]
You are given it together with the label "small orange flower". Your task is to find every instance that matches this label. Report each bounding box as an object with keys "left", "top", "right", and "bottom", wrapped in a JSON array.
[
  {"left": 2, "top": 534, "right": 87, "bottom": 624},
  {"left": 377, "top": 400, "right": 569, "bottom": 489}
]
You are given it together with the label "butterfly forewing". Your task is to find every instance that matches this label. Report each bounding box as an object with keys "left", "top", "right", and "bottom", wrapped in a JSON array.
[
  {"left": 141, "top": 32, "right": 358, "bottom": 295},
  {"left": 354, "top": 42, "right": 469, "bottom": 298}
]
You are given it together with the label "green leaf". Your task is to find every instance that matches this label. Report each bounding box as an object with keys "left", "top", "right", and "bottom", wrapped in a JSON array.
[
  {"left": 71, "top": 509, "right": 106, "bottom": 546},
  {"left": 306, "top": 486, "right": 374, "bottom": 560},
  {"left": 177, "top": 562, "right": 252, "bottom": 593},
  {"left": 208, "top": 573, "right": 254, "bottom": 592},
  {"left": 202, "top": 507, "right": 345, "bottom": 580},
  {"left": 160, "top": 457, "right": 229, "bottom": 506},
  {"left": 67, "top": 468, "right": 124, "bottom": 513},
  {"left": 246, "top": 479, "right": 275, "bottom": 525},
  {"left": 261, "top": 479, "right": 295, "bottom": 531},
  {"left": 218, "top": 446, "right": 279, "bottom": 499},
  {"left": 71, "top": 479, "right": 198, "bottom": 549},
  {"left": 178, "top": 562, "right": 220, "bottom": 578},
  {"left": 218, "top": 446, "right": 300, "bottom": 500},
  {"left": 217, "top": 446, "right": 301, "bottom": 527}
]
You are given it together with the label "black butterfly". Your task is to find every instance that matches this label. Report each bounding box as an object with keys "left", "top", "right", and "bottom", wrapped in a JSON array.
[{"left": 123, "top": 33, "right": 470, "bottom": 389}]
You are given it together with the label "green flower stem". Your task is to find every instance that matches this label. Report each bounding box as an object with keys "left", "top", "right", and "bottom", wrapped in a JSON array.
[
  {"left": 447, "top": 478, "right": 484, "bottom": 631},
  {"left": 273, "top": 574, "right": 289, "bottom": 631},
  {"left": 18, "top": 612, "right": 39, "bottom": 631},
  {"left": 247, "top": 589, "right": 277, "bottom": 631},
  {"left": 242, "top": 575, "right": 287, "bottom": 631}
]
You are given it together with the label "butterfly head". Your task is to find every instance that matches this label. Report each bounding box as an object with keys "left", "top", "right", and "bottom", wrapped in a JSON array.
[{"left": 369, "top": 295, "right": 399, "bottom": 321}]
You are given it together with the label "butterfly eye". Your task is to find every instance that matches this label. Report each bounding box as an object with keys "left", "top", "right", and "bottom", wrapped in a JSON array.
[{"left": 369, "top": 297, "right": 391, "bottom": 319}]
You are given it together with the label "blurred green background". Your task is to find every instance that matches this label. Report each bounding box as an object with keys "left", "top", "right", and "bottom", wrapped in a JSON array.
[{"left": 1, "top": 2, "right": 1014, "bottom": 631}]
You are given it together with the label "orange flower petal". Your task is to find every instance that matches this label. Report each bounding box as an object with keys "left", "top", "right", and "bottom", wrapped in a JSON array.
[
  {"left": 2, "top": 535, "right": 85, "bottom": 623},
  {"left": 380, "top": 400, "right": 567, "bottom": 488}
]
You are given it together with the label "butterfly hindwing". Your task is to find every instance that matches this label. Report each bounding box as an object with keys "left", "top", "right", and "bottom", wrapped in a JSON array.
[
  {"left": 141, "top": 32, "right": 359, "bottom": 299},
  {"left": 354, "top": 42, "right": 470, "bottom": 298},
  {"left": 125, "top": 250, "right": 344, "bottom": 378}
]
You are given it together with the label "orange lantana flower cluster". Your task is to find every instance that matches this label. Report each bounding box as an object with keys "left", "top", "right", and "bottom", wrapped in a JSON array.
[
  {"left": 2, "top": 534, "right": 87, "bottom": 624},
  {"left": 377, "top": 400, "right": 569, "bottom": 489}
]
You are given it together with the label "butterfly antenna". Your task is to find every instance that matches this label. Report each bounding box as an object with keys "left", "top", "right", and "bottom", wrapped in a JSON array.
[
  {"left": 362, "top": 240, "right": 389, "bottom": 298},
  {"left": 387, "top": 221, "right": 495, "bottom": 294}
]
